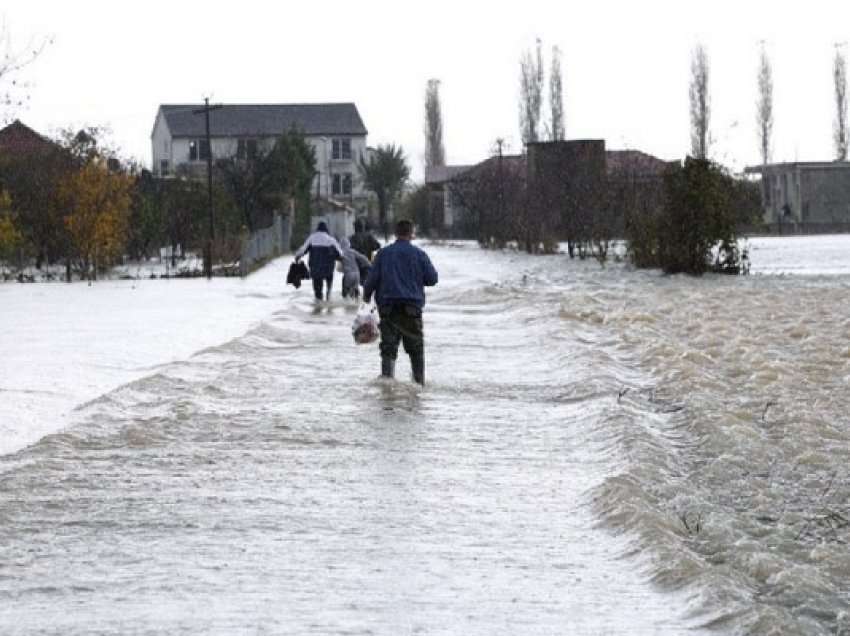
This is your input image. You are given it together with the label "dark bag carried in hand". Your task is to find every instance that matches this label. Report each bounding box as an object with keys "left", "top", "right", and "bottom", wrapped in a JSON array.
[{"left": 286, "top": 261, "right": 311, "bottom": 289}]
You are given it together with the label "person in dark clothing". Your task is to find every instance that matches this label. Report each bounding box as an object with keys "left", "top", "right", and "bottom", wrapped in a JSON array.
[
  {"left": 349, "top": 218, "right": 382, "bottom": 262},
  {"left": 363, "top": 219, "right": 438, "bottom": 385},
  {"left": 295, "top": 221, "right": 344, "bottom": 301}
]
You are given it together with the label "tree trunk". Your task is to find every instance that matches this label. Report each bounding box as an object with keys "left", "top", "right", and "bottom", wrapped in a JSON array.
[{"left": 379, "top": 193, "right": 388, "bottom": 242}]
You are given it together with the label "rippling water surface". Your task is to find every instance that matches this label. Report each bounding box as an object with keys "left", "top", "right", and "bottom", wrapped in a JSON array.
[{"left": 2, "top": 237, "right": 849, "bottom": 634}]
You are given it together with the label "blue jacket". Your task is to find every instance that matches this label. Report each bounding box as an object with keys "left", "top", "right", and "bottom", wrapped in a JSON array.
[{"left": 363, "top": 239, "right": 438, "bottom": 309}]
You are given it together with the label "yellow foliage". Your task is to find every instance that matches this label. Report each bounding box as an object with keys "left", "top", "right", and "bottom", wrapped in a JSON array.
[
  {"left": 0, "top": 190, "right": 23, "bottom": 255},
  {"left": 59, "top": 161, "right": 133, "bottom": 269}
]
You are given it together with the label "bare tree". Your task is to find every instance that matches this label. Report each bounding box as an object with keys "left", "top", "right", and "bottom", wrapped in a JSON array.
[
  {"left": 689, "top": 43, "right": 711, "bottom": 160},
  {"left": 756, "top": 42, "right": 773, "bottom": 166},
  {"left": 834, "top": 44, "right": 848, "bottom": 161},
  {"left": 519, "top": 38, "right": 544, "bottom": 145},
  {"left": 548, "top": 46, "right": 565, "bottom": 141},
  {"left": 447, "top": 144, "right": 525, "bottom": 248},
  {"left": 424, "top": 79, "right": 445, "bottom": 170},
  {"left": 0, "top": 20, "right": 51, "bottom": 122}
]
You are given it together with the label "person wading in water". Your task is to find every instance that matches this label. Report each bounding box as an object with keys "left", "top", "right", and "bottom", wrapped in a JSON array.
[
  {"left": 363, "top": 219, "right": 438, "bottom": 385},
  {"left": 349, "top": 218, "right": 382, "bottom": 262},
  {"left": 295, "top": 221, "right": 343, "bottom": 301}
]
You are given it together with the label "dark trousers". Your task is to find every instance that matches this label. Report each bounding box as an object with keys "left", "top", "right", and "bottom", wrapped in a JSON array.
[
  {"left": 379, "top": 304, "right": 425, "bottom": 383},
  {"left": 341, "top": 274, "right": 360, "bottom": 299},
  {"left": 312, "top": 276, "right": 333, "bottom": 300}
]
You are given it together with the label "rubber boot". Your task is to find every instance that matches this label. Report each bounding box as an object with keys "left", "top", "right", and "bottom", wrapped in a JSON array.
[
  {"left": 381, "top": 357, "right": 395, "bottom": 379},
  {"left": 411, "top": 354, "right": 425, "bottom": 385}
]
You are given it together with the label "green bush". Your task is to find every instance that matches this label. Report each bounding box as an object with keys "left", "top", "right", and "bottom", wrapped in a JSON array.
[{"left": 627, "top": 157, "right": 745, "bottom": 275}]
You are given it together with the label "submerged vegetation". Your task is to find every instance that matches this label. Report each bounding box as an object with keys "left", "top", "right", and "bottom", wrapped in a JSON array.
[{"left": 626, "top": 158, "right": 759, "bottom": 275}]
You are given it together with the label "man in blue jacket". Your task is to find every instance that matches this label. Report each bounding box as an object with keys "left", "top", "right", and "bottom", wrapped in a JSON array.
[{"left": 363, "top": 219, "right": 438, "bottom": 385}]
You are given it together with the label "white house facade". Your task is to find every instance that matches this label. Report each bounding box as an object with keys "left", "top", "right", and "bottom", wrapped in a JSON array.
[{"left": 151, "top": 103, "right": 370, "bottom": 204}]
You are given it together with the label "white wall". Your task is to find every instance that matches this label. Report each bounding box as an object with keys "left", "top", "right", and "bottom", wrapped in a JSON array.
[
  {"left": 161, "top": 127, "right": 368, "bottom": 204},
  {"left": 307, "top": 136, "right": 368, "bottom": 200},
  {"left": 150, "top": 110, "right": 172, "bottom": 176}
]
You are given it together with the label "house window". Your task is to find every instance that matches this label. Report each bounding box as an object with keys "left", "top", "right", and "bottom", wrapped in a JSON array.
[
  {"left": 332, "top": 138, "right": 352, "bottom": 160},
  {"left": 160, "top": 160, "right": 170, "bottom": 176},
  {"left": 332, "top": 173, "right": 353, "bottom": 196},
  {"left": 189, "top": 139, "right": 210, "bottom": 161},
  {"left": 237, "top": 138, "right": 259, "bottom": 160}
]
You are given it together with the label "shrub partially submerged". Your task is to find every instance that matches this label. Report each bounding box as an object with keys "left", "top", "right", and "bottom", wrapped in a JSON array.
[{"left": 626, "top": 157, "right": 756, "bottom": 275}]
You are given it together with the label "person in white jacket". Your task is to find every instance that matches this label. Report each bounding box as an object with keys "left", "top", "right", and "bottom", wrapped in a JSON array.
[{"left": 295, "top": 221, "right": 343, "bottom": 301}]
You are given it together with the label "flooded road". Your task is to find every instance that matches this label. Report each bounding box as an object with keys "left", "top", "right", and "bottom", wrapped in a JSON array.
[{"left": 2, "top": 238, "right": 849, "bottom": 634}]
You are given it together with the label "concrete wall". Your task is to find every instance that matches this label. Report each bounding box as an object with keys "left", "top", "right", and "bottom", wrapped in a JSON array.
[
  {"left": 758, "top": 164, "right": 850, "bottom": 224},
  {"left": 800, "top": 167, "right": 850, "bottom": 223}
]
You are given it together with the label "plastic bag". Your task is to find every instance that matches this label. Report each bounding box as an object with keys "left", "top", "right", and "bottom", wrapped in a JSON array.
[{"left": 352, "top": 304, "right": 379, "bottom": 344}]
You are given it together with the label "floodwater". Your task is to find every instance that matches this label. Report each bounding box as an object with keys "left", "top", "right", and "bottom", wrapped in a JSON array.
[{"left": 2, "top": 236, "right": 850, "bottom": 634}]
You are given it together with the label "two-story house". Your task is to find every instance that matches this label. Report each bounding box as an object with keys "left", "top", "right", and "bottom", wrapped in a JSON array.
[{"left": 151, "top": 103, "right": 369, "bottom": 206}]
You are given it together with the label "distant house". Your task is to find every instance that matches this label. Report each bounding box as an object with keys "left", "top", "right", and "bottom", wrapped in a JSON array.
[
  {"left": 606, "top": 149, "right": 674, "bottom": 179},
  {"left": 745, "top": 161, "right": 850, "bottom": 230},
  {"left": 424, "top": 141, "right": 672, "bottom": 238},
  {"left": 151, "top": 103, "right": 370, "bottom": 210},
  {"left": 426, "top": 157, "right": 531, "bottom": 238},
  {"left": 0, "top": 120, "right": 59, "bottom": 156},
  {"left": 425, "top": 164, "right": 473, "bottom": 236}
]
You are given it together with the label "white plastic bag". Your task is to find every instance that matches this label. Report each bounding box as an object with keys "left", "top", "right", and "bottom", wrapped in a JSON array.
[{"left": 351, "top": 304, "right": 379, "bottom": 344}]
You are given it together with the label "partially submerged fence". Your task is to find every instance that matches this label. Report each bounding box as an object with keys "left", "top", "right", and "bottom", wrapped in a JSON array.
[{"left": 240, "top": 213, "right": 291, "bottom": 276}]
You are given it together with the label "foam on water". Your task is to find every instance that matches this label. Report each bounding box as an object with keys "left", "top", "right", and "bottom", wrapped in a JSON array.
[{"left": 2, "top": 237, "right": 850, "bottom": 633}]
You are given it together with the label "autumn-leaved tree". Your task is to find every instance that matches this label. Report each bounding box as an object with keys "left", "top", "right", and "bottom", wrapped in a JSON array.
[
  {"left": 0, "top": 189, "right": 23, "bottom": 275},
  {"left": 0, "top": 139, "right": 72, "bottom": 268},
  {"left": 59, "top": 160, "right": 133, "bottom": 280}
]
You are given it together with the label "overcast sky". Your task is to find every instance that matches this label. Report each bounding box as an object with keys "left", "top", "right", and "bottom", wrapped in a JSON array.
[{"left": 4, "top": 1, "right": 850, "bottom": 180}]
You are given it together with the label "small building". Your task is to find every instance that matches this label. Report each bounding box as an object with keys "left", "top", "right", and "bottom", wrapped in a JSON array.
[
  {"left": 745, "top": 162, "right": 850, "bottom": 229},
  {"left": 151, "top": 103, "right": 370, "bottom": 211},
  {"left": 424, "top": 164, "right": 473, "bottom": 236}
]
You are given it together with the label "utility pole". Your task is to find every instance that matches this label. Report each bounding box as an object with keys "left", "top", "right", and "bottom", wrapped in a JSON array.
[
  {"left": 194, "top": 97, "right": 222, "bottom": 278},
  {"left": 495, "top": 138, "right": 505, "bottom": 247}
]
